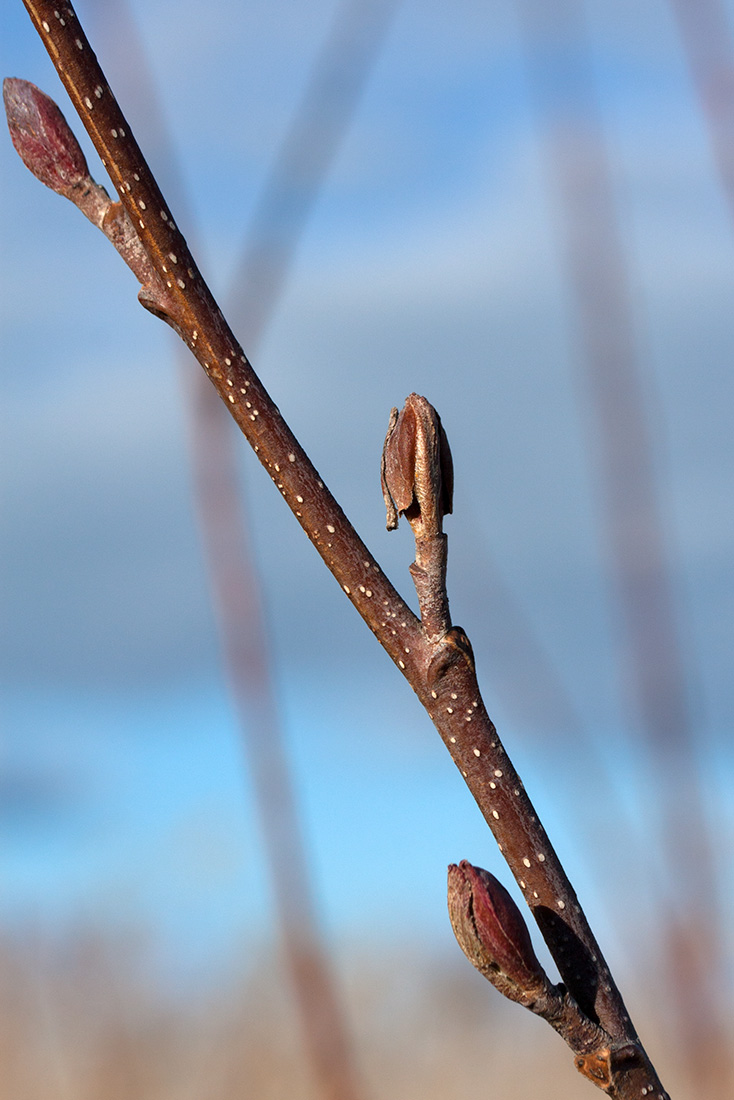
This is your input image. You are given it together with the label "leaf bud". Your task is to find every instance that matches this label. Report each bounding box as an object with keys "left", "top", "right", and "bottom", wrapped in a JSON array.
[
  {"left": 4, "top": 78, "right": 90, "bottom": 197},
  {"left": 447, "top": 860, "right": 551, "bottom": 1006},
  {"left": 381, "top": 393, "right": 453, "bottom": 535}
]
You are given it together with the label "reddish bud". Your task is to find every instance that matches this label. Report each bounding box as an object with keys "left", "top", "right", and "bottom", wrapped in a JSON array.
[
  {"left": 3, "top": 78, "right": 89, "bottom": 196},
  {"left": 448, "top": 860, "right": 550, "bottom": 1005},
  {"left": 381, "top": 393, "right": 453, "bottom": 534}
]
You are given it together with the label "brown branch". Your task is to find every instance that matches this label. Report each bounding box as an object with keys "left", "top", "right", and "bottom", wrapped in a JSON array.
[{"left": 6, "top": 3, "right": 671, "bottom": 1096}]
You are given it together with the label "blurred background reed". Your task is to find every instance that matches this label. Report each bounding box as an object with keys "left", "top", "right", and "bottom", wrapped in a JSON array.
[{"left": 1, "top": 1, "right": 733, "bottom": 1096}]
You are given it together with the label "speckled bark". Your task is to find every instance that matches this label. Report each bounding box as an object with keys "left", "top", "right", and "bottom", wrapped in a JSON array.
[{"left": 9, "top": 4, "right": 671, "bottom": 1096}]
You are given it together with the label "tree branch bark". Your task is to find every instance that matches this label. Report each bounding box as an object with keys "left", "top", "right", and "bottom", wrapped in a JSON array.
[{"left": 5, "top": 4, "right": 671, "bottom": 1096}]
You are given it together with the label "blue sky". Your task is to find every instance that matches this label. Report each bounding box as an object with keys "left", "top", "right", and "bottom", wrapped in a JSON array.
[{"left": 2, "top": 0, "right": 733, "bottom": 994}]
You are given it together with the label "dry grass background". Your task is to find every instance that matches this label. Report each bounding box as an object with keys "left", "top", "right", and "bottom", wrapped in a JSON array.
[{"left": 1, "top": 930, "right": 691, "bottom": 1100}]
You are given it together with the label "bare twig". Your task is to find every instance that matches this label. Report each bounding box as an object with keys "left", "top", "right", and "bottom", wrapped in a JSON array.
[{"left": 5, "top": 3, "right": 671, "bottom": 1095}]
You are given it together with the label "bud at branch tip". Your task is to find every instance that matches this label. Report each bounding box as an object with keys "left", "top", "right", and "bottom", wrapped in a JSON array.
[
  {"left": 4, "top": 78, "right": 90, "bottom": 197},
  {"left": 381, "top": 393, "right": 453, "bottom": 538}
]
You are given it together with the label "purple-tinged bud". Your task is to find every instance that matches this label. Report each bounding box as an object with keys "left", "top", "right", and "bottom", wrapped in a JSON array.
[
  {"left": 381, "top": 393, "right": 453, "bottom": 535},
  {"left": 448, "top": 860, "right": 551, "bottom": 1006},
  {"left": 3, "top": 78, "right": 90, "bottom": 197}
]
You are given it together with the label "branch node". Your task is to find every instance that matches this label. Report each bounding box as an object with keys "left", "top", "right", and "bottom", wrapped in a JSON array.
[
  {"left": 448, "top": 859, "right": 617, "bottom": 1083},
  {"left": 575, "top": 1049, "right": 613, "bottom": 1090},
  {"left": 426, "top": 626, "right": 475, "bottom": 689}
]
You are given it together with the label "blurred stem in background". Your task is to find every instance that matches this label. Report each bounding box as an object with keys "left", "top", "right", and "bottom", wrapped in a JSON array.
[
  {"left": 85, "top": 2, "right": 398, "bottom": 1098},
  {"left": 669, "top": 0, "right": 734, "bottom": 224},
  {"left": 517, "top": 0, "right": 727, "bottom": 1094}
]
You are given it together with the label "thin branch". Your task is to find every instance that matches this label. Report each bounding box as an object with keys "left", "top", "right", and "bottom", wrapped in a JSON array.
[{"left": 6, "top": 3, "right": 671, "bottom": 1095}]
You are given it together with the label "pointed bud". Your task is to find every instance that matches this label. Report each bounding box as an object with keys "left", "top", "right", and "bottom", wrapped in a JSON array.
[
  {"left": 448, "top": 860, "right": 551, "bottom": 1006},
  {"left": 4, "top": 78, "right": 90, "bottom": 197},
  {"left": 381, "top": 393, "right": 453, "bottom": 534}
]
